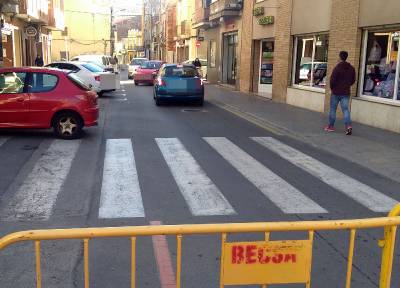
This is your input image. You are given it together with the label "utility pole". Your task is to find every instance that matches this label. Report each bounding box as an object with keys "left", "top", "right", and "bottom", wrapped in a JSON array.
[{"left": 110, "top": 6, "right": 114, "bottom": 56}]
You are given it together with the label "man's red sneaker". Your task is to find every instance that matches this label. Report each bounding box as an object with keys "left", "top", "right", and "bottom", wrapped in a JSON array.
[{"left": 324, "top": 126, "right": 335, "bottom": 132}]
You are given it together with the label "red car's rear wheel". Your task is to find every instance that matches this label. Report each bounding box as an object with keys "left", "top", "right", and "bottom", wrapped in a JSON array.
[{"left": 53, "top": 112, "right": 83, "bottom": 140}]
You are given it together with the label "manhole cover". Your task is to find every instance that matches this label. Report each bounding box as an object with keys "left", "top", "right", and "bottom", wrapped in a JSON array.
[{"left": 181, "top": 109, "right": 208, "bottom": 113}]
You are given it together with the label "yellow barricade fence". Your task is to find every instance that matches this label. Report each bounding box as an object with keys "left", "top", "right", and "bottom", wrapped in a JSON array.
[{"left": 1, "top": 204, "right": 400, "bottom": 288}]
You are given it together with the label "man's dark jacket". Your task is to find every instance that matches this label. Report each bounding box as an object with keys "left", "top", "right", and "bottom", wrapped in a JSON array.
[{"left": 330, "top": 61, "right": 356, "bottom": 96}]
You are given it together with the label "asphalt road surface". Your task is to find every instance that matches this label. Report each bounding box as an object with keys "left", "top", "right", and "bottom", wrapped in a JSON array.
[{"left": 1, "top": 82, "right": 399, "bottom": 287}]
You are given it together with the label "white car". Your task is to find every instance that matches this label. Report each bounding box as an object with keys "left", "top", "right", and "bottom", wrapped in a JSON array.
[
  {"left": 46, "top": 61, "right": 118, "bottom": 94},
  {"left": 183, "top": 59, "right": 208, "bottom": 79},
  {"left": 70, "top": 54, "right": 116, "bottom": 72},
  {"left": 128, "top": 58, "right": 148, "bottom": 79}
]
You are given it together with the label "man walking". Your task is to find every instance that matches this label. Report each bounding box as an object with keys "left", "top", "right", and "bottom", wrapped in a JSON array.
[{"left": 325, "top": 51, "right": 356, "bottom": 135}]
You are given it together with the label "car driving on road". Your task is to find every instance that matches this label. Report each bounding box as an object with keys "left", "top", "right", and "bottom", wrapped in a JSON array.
[
  {"left": 154, "top": 64, "right": 204, "bottom": 106},
  {"left": 128, "top": 57, "right": 148, "bottom": 79},
  {"left": 0, "top": 67, "right": 98, "bottom": 139},
  {"left": 133, "top": 60, "right": 164, "bottom": 86}
]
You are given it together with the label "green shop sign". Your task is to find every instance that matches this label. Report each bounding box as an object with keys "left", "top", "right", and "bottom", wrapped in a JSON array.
[
  {"left": 253, "top": 6, "right": 264, "bottom": 16},
  {"left": 258, "top": 16, "right": 275, "bottom": 25}
]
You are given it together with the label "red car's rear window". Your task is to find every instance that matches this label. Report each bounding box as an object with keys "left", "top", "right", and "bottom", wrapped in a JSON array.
[{"left": 67, "top": 73, "right": 91, "bottom": 91}]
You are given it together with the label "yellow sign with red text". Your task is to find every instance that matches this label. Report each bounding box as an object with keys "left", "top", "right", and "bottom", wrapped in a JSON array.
[{"left": 221, "top": 239, "right": 313, "bottom": 286}]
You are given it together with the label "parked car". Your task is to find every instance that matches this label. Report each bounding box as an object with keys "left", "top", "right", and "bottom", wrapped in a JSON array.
[
  {"left": 0, "top": 67, "right": 98, "bottom": 139},
  {"left": 46, "top": 61, "right": 119, "bottom": 94},
  {"left": 183, "top": 59, "right": 208, "bottom": 79},
  {"left": 154, "top": 64, "right": 204, "bottom": 106},
  {"left": 70, "top": 54, "right": 116, "bottom": 72},
  {"left": 128, "top": 58, "right": 148, "bottom": 79},
  {"left": 299, "top": 62, "right": 326, "bottom": 80},
  {"left": 133, "top": 60, "right": 164, "bottom": 85}
]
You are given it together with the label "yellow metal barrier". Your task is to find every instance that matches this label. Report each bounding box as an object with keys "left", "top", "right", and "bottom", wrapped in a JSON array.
[{"left": 1, "top": 204, "right": 400, "bottom": 287}]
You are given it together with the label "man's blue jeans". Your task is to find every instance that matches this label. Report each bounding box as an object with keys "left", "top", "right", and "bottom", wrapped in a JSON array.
[{"left": 329, "top": 94, "right": 352, "bottom": 127}]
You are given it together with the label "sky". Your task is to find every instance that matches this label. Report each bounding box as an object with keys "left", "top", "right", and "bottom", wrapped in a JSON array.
[{"left": 93, "top": 0, "right": 143, "bottom": 15}]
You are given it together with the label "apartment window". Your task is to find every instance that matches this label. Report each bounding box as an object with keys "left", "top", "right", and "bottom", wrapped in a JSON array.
[
  {"left": 360, "top": 29, "right": 400, "bottom": 101},
  {"left": 293, "top": 34, "right": 329, "bottom": 90}
]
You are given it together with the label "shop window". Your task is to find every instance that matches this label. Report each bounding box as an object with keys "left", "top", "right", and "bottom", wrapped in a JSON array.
[
  {"left": 260, "top": 41, "right": 274, "bottom": 85},
  {"left": 293, "top": 34, "right": 329, "bottom": 90},
  {"left": 361, "top": 30, "right": 400, "bottom": 101}
]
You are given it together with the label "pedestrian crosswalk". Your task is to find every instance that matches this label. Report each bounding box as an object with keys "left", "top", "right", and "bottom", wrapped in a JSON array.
[
  {"left": 251, "top": 137, "right": 398, "bottom": 212},
  {"left": 1, "top": 140, "right": 80, "bottom": 221},
  {"left": 0, "top": 136, "right": 398, "bottom": 222},
  {"left": 204, "top": 137, "right": 326, "bottom": 214},
  {"left": 156, "top": 138, "right": 235, "bottom": 216},
  {"left": 99, "top": 139, "right": 145, "bottom": 219}
]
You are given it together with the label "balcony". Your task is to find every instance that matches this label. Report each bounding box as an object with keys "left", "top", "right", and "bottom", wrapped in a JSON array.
[
  {"left": 209, "top": 0, "right": 242, "bottom": 21},
  {"left": 193, "top": 7, "right": 210, "bottom": 29},
  {"left": 16, "top": 0, "right": 50, "bottom": 24},
  {"left": 181, "top": 20, "right": 191, "bottom": 38},
  {"left": 45, "top": 0, "right": 65, "bottom": 31}
]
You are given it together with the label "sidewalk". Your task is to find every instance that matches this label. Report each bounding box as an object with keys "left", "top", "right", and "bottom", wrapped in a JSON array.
[{"left": 205, "top": 84, "right": 400, "bottom": 183}]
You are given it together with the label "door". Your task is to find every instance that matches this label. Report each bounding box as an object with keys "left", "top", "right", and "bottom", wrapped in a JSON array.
[
  {"left": 26, "top": 72, "right": 60, "bottom": 127},
  {"left": 223, "top": 33, "right": 238, "bottom": 85},
  {"left": 258, "top": 40, "right": 274, "bottom": 98},
  {"left": 0, "top": 72, "right": 29, "bottom": 127}
]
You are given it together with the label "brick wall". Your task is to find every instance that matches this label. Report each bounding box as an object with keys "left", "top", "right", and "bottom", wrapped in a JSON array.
[
  {"left": 325, "top": 0, "right": 362, "bottom": 112},
  {"left": 271, "top": 0, "right": 293, "bottom": 103},
  {"left": 238, "top": 0, "right": 254, "bottom": 92},
  {"left": 252, "top": 40, "right": 261, "bottom": 93}
]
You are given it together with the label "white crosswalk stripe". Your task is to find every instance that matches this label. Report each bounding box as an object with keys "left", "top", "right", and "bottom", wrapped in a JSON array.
[
  {"left": 156, "top": 138, "right": 236, "bottom": 216},
  {"left": 252, "top": 137, "right": 398, "bottom": 212},
  {"left": 204, "top": 137, "right": 327, "bottom": 214},
  {"left": 99, "top": 139, "right": 145, "bottom": 218},
  {"left": 0, "top": 140, "right": 80, "bottom": 221},
  {"left": 0, "top": 137, "right": 9, "bottom": 147}
]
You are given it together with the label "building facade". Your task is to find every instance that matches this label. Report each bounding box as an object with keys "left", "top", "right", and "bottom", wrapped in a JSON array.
[
  {"left": 263, "top": 0, "right": 400, "bottom": 133},
  {"left": 0, "top": 0, "right": 65, "bottom": 67},
  {"left": 51, "top": 0, "right": 110, "bottom": 61},
  {"left": 195, "top": 0, "right": 400, "bottom": 133},
  {"left": 193, "top": 0, "right": 244, "bottom": 87}
]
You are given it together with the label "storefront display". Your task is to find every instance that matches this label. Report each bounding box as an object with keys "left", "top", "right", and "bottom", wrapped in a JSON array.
[
  {"left": 260, "top": 41, "right": 274, "bottom": 85},
  {"left": 361, "top": 30, "right": 400, "bottom": 101},
  {"left": 293, "top": 34, "right": 329, "bottom": 90}
]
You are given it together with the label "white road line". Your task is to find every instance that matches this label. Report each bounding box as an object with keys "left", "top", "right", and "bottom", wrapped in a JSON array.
[
  {"left": 156, "top": 138, "right": 236, "bottom": 216},
  {"left": 1, "top": 140, "right": 80, "bottom": 220},
  {"left": 252, "top": 137, "right": 398, "bottom": 212},
  {"left": 0, "top": 137, "right": 9, "bottom": 147},
  {"left": 204, "top": 137, "right": 327, "bottom": 214},
  {"left": 99, "top": 139, "right": 145, "bottom": 218}
]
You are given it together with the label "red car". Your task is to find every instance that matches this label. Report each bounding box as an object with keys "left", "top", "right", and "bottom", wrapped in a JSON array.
[
  {"left": 133, "top": 60, "right": 164, "bottom": 85},
  {"left": 0, "top": 67, "right": 99, "bottom": 139}
]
